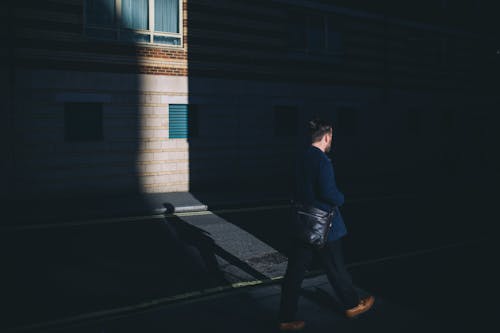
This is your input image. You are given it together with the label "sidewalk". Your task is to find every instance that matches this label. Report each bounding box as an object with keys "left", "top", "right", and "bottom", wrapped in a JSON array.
[
  {"left": 2, "top": 192, "right": 496, "bottom": 333},
  {"left": 0, "top": 190, "right": 292, "bottom": 227},
  {"left": 2, "top": 172, "right": 495, "bottom": 228},
  {"left": 30, "top": 239, "right": 497, "bottom": 333},
  {"left": 1, "top": 182, "right": 419, "bottom": 228},
  {"left": 36, "top": 274, "right": 446, "bottom": 333}
]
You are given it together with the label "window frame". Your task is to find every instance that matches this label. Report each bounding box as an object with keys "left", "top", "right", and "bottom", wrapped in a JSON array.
[{"left": 83, "top": 0, "right": 183, "bottom": 47}]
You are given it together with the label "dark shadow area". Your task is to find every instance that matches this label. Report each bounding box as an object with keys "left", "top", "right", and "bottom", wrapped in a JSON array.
[
  {"left": 59, "top": 289, "right": 284, "bottom": 333},
  {"left": 185, "top": 0, "right": 500, "bottom": 258},
  {"left": 300, "top": 287, "right": 346, "bottom": 314},
  {"left": 185, "top": 1, "right": 304, "bottom": 205},
  {"left": 350, "top": 240, "right": 500, "bottom": 332},
  {"left": 0, "top": 213, "right": 226, "bottom": 330},
  {"left": 1, "top": 1, "right": 191, "bottom": 330},
  {"left": 184, "top": 0, "right": 500, "bottom": 214},
  {"left": 212, "top": 188, "right": 496, "bottom": 261}
]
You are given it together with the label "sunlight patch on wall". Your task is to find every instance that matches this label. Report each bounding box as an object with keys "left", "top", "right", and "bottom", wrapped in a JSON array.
[{"left": 137, "top": 75, "right": 190, "bottom": 193}]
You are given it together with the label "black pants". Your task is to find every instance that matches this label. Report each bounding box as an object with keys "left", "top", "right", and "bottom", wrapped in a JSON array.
[{"left": 279, "top": 239, "right": 359, "bottom": 321}]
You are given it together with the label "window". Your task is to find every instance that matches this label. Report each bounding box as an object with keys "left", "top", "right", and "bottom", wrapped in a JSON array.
[
  {"left": 274, "top": 106, "right": 298, "bottom": 137},
  {"left": 85, "top": 0, "right": 182, "bottom": 46},
  {"left": 169, "top": 104, "right": 197, "bottom": 139},
  {"left": 288, "top": 11, "right": 342, "bottom": 55},
  {"left": 64, "top": 103, "right": 103, "bottom": 142}
]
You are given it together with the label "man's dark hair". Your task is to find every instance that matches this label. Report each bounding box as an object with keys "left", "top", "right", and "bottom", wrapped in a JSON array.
[{"left": 309, "top": 118, "right": 332, "bottom": 143}]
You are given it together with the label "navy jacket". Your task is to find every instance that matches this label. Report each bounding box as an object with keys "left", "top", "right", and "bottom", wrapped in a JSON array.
[{"left": 294, "top": 146, "right": 347, "bottom": 242}]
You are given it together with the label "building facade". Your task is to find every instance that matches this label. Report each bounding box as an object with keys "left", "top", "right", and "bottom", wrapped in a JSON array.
[{"left": 2, "top": 0, "right": 499, "bottom": 200}]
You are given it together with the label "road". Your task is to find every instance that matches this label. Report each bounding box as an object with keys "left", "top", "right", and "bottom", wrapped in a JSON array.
[{"left": 0, "top": 194, "right": 497, "bottom": 332}]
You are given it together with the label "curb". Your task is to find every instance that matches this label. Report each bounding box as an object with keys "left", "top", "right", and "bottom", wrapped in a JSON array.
[{"left": 2, "top": 275, "right": 290, "bottom": 333}]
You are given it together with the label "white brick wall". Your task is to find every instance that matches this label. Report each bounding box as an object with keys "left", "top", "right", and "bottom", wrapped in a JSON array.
[{"left": 13, "top": 70, "right": 191, "bottom": 197}]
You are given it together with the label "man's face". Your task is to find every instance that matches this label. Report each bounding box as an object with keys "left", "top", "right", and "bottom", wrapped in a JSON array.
[{"left": 325, "top": 130, "right": 333, "bottom": 153}]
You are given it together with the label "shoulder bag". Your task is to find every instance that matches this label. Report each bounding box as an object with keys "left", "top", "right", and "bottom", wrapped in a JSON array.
[{"left": 294, "top": 204, "right": 335, "bottom": 248}]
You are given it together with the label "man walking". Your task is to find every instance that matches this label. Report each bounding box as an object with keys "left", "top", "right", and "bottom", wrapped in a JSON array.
[{"left": 279, "top": 118, "right": 374, "bottom": 331}]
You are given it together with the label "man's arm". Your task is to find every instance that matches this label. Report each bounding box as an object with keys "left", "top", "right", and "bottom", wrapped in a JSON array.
[{"left": 318, "top": 158, "right": 345, "bottom": 207}]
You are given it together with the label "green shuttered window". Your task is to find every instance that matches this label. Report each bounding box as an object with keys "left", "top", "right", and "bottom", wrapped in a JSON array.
[{"left": 169, "top": 104, "right": 187, "bottom": 139}]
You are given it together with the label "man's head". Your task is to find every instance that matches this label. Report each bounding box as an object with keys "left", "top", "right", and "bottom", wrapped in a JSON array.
[{"left": 309, "top": 118, "right": 333, "bottom": 153}]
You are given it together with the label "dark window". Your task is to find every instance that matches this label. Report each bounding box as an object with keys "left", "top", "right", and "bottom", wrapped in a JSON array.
[
  {"left": 64, "top": 102, "right": 103, "bottom": 142},
  {"left": 336, "top": 107, "right": 357, "bottom": 136},
  {"left": 274, "top": 106, "right": 298, "bottom": 137}
]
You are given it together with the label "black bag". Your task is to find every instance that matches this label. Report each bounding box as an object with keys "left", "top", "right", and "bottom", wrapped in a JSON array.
[{"left": 294, "top": 205, "right": 335, "bottom": 248}]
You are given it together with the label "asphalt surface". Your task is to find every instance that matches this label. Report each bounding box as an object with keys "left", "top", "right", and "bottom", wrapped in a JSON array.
[{"left": 0, "top": 194, "right": 497, "bottom": 332}]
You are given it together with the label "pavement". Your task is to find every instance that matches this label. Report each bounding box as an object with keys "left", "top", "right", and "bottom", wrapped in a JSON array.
[
  {"left": 8, "top": 240, "right": 497, "bottom": 333},
  {"left": 1, "top": 177, "right": 423, "bottom": 228},
  {"left": 26, "top": 276, "right": 437, "bottom": 333},
  {"left": 1, "top": 188, "right": 498, "bottom": 332}
]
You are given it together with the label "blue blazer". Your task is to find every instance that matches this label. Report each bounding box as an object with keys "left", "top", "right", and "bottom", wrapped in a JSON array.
[{"left": 294, "top": 146, "right": 347, "bottom": 242}]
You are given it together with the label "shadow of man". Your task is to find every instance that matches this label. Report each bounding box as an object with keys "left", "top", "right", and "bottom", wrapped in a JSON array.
[{"left": 162, "top": 203, "right": 226, "bottom": 289}]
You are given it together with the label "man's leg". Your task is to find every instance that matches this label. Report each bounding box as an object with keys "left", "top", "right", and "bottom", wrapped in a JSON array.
[
  {"left": 328, "top": 239, "right": 356, "bottom": 288},
  {"left": 317, "top": 240, "right": 359, "bottom": 310},
  {"left": 279, "top": 241, "right": 313, "bottom": 322}
]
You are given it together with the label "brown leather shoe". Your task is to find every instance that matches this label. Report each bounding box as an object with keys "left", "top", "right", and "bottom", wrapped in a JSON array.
[
  {"left": 278, "top": 321, "right": 305, "bottom": 331},
  {"left": 345, "top": 295, "right": 375, "bottom": 319}
]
